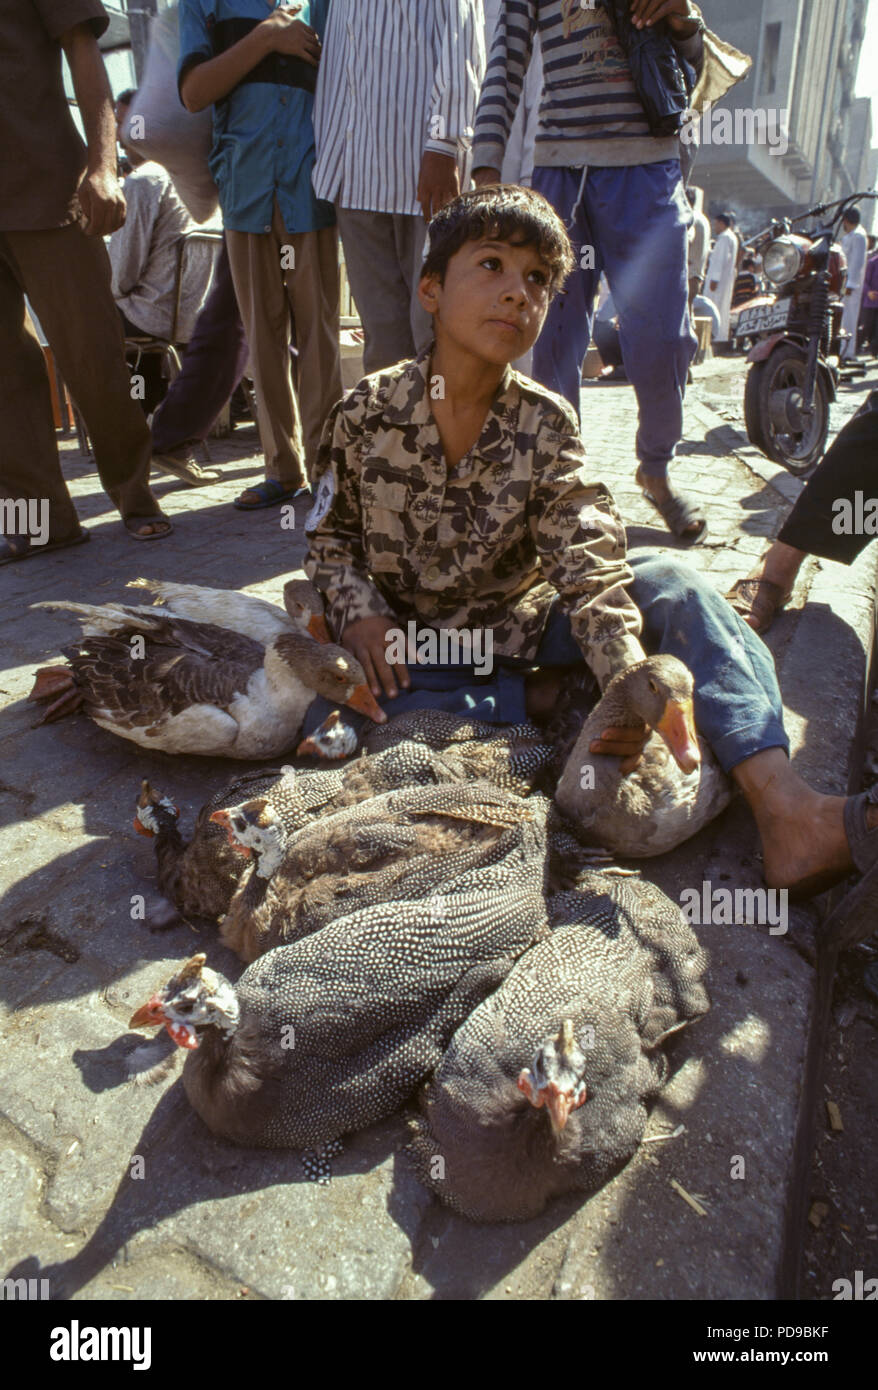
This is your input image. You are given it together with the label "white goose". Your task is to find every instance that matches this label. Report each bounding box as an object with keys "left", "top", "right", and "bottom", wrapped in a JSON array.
[
  {"left": 126, "top": 576, "right": 330, "bottom": 647},
  {"left": 28, "top": 599, "right": 384, "bottom": 759}
]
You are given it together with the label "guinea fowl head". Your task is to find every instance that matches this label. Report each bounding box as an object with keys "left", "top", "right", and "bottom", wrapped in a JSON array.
[
  {"left": 133, "top": 779, "right": 180, "bottom": 837},
  {"left": 267, "top": 631, "right": 386, "bottom": 723},
  {"left": 517, "top": 1018, "right": 589, "bottom": 1134},
  {"left": 282, "top": 578, "right": 331, "bottom": 643},
  {"left": 209, "top": 797, "right": 286, "bottom": 878},
  {"left": 296, "top": 709, "right": 359, "bottom": 760},
  {"left": 610, "top": 656, "right": 700, "bottom": 774},
  {"left": 129, "top": 953, "right": 239, "bottom": 1049}
]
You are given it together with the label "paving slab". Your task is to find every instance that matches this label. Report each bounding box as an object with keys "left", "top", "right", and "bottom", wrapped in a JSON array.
[{"left": 1, "top": 371, "right": 876, "bottom": 1300}]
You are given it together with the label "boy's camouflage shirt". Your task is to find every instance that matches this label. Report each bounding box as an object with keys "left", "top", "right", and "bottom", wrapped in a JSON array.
[{"left": 304, "top": 347, "right": 646, "bottom": 689}]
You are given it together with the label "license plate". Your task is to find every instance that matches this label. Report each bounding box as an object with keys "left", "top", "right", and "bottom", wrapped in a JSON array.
[{"left": 734, "top": 300, "right": 791, "bottom": 338}]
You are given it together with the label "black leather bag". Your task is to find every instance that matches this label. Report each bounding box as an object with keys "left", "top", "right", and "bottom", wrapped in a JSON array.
[{"left": 604, "top": 0, "right": 695, "bottom": 138}]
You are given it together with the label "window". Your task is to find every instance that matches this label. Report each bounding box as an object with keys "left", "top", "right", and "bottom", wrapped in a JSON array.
[{"left": 761, "top": 22, "right": 781, "bottom": 95}]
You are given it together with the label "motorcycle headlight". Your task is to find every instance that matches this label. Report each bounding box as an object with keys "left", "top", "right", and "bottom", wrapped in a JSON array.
[{"left": 763, "top": 237, "right": 804, "bottom": 286}]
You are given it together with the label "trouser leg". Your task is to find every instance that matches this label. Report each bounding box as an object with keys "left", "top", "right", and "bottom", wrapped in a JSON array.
[
  {"left": 151, "top": 236, "right": 249, "bottom": 453},
  {"left": 777, "top": 391, "right": 878, "bottom": 563},
  {"left": 628, "top": 553, "right": 788, "bottom": 772},
  {"left": 859, "top": 306, "right": 877, "bottom": 353},
  {"left": 395, "top": 213, "right": 431, "bottom": 356},
  {"left": 282, "top": 223, "right": 343, "bottom": 479},
  {"left": 841, "top": 289, "right": 863, "bottom": 360},
  {"left": 337, "top": 207, "right": 417, "bottom": 373},
  {"left": 4, "top": 224, "right": 159, "bottom": 519},
  {"left": 226, "top": 203, "right": 305, "bottom": 486},
  {"left": 587, "top": 162, "right": 696, "bottom": 480},
  {"left": 531, "top": 166, "right": 598, "bottom": 418},
  {"left": 0, "top": 235, "right": 80, "bottom": 538}
]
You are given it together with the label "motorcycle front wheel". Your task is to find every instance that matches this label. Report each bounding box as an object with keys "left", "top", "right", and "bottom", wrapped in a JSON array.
[{"left": 743, "top": 342, "right": 830, "bottom": 474}]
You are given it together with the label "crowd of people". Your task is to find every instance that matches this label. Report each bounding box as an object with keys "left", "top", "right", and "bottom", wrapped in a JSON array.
[{"left": 3, "top": 0, "right": 878, "bottom": 929}]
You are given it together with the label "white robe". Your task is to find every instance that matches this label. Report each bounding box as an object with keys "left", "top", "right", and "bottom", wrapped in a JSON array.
[
  {"left": 841, "top": 225, "right": 869, "bottom": 360},
  {"left": 705, "top": 228, "right": 738, "bottom": 341}
]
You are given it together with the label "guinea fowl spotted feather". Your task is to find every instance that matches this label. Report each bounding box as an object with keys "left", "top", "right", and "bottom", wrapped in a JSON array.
[
  {"left": 407, "top": 876, "right": 709, "bottom": 1222},
  {"left": 146, "top": 729, "right": 550, "bottom": 924},
  {"left": 363, "top": 709, "right": 555, "bottom": 796},
  {"left": 181, "top": 809, "right": 550, "bottom": 1148},
  {"left": 219, "top": 781, "right": 543, "bottom": 961}
]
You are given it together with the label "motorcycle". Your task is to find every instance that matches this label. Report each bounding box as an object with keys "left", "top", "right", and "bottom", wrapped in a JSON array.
[{"left": 732, "top": 191, "right": 876, "bottom": 474}]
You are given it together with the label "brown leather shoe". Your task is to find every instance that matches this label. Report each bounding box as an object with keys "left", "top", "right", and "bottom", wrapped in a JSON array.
[{"left": 152, "top": 449, "right": 221, "bottom": 486}]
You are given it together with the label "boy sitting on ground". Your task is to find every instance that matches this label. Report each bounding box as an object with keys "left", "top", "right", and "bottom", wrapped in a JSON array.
[{"left": 303, "top": 185, "right": 878, "bottom": 903}]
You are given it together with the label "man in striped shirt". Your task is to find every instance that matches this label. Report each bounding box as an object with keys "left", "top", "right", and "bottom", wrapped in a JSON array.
[
  {"left": 312, "top": 0, "right": 485, "bottom": 374},
  {"left": 473, "top": 0, "right": 708, "bottom": 542}
]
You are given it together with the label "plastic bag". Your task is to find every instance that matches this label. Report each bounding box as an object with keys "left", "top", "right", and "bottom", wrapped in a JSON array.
[{"left": 122, "top": 3, "right": 219, "bottom": 224}]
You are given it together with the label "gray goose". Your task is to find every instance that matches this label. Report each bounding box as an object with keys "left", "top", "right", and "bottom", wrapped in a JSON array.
[
  {"left": 408, "top": 873, "right": 709, "bottom": 1222},
  {"left": 554, "top": 655, "right": 733, "bottom": 857},
  {"left": 125, "top": 575, "right": 331, "bottom": 647},
  {"left": 210, "top": 781, "right": 542, "bottom": 962},
  {"left": 27, "top": 601, "right": 383, "bottom": 758},
  {"left": 128, "top": 802, "right": 550, "bottom": 1150}
]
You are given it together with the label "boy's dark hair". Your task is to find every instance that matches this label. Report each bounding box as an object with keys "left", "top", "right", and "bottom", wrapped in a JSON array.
[
  {"left": 421, "top": 185, "right": 575, "bottom": 295},
  {"left": 843, "top": 207, "right": 861, "bottom": 227}
]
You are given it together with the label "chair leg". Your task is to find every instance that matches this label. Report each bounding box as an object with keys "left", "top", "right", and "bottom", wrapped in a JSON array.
[{"left": 73, "top": 403, "right": 92, "bottom": 458}]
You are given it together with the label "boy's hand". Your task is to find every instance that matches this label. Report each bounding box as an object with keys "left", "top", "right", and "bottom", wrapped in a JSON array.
[
  {"left": 261, "top": 6, "right": 321, "bottom": 64},
  {"left": 342, "top": 616, "right": 411, "bottom": 700},
  {"left": 418, "top": 151, "right": 460, "bottom": 222},
  {"left": 590, "top": 722, "right": 649, "bottom": 775},
  {"left": 630, "top": 0, "right": 698, "bottom": 33}
]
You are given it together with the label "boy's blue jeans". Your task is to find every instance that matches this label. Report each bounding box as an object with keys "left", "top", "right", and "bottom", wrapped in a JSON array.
[
  {"left": 302, "top": 555, "right": 788, "bottom": 774},
  {"left": 530, "top": 163, "right": 697, "bottom": 480}
]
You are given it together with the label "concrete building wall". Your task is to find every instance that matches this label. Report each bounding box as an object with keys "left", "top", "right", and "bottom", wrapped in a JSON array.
[{"left": 696, "top": 0, "right": 872, "bottom": 227}]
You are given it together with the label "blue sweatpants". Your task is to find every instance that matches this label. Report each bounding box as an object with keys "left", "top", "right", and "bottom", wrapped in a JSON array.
[
  {"left": 531, "top": 163, "right": 697, "bottom": 479},
  {"left": 301, "top": 555, "right": 789, "bottom": 774}
]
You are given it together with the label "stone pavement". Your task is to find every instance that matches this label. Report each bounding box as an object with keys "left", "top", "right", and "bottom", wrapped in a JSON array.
[{"left": 1, "top": 362, "right": 877, "bottom": 1301}]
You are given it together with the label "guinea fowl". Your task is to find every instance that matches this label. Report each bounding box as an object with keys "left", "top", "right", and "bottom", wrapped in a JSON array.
[
  {"left": 26, "top": 600, "right": 383, "bottom": 757},
  {"left": 128, "top": 802, "right": 550, "bottom": 1150},
  {"left": 125, "top": 576, "right": 331, "bottom": 646},
  {"left": 554, "top": 655, "right": 732, "bottom": 857},
  {"left": 362, "top": 709, "right": 556, "bottom": 795},
  {"left": 210, "top": 781, "right": 542, "bottom": 962},
  {"left": 132, "top": 737, "right": 476, "bottom": 923},
  {"left": 408, "top": 872, "right": 709, "bottom": 1222}
]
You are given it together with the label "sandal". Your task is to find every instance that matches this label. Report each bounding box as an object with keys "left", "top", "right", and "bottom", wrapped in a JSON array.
[
  {"left": 818, "top": 789, "right": 878, "bottom": 949},
  {"left": 639, "top": 482, "right": 707, "bottom": 544},
  {"left": 0, "top": 528, "right": 90, "bottom": 566},
  {"left": 725, "top": 578, "right": 792, "bottom": 636},
  {"left": 123, "top": 515, "right": 174, "bottom": 541},
  {"left": 233, "top": 479, "right": 309, "bottom": 511}
]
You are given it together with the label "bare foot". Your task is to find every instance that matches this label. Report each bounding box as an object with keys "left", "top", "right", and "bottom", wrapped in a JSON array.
[
  {"left": 733, "top": 749, "right": 858, "bottom": 892},
  {"left": 744, "top": 540, "right": 805, "bottom": 594}
]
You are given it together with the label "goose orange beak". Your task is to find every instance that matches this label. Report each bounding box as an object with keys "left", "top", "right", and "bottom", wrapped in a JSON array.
[
  {"left": 344, "top": 683, "right": 387, "bottom": 723},
  {"left": 209, "top": 809, "right": 230, "bottom": 829},
  {"left": 655, "top": 697, "right": 700, "bottom": 774},
  {"left": 307, "top": 614, "right": 332, "bottom": 643}
]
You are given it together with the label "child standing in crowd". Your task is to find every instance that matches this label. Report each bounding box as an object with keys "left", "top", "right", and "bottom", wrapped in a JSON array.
[{"left": 178, "top": 0, "right": 342, "bottom": 509}]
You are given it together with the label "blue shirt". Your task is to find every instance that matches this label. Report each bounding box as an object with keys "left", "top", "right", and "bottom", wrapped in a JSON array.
[{"left": 179, "top": 0, "right": 334, "bottom": 235}]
